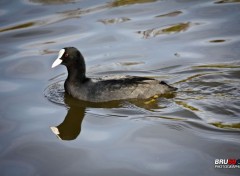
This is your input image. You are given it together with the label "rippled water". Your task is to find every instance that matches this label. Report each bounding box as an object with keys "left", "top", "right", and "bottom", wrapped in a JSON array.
[{"left": 0, "top": 0, "right": 240, "bottom": 175}]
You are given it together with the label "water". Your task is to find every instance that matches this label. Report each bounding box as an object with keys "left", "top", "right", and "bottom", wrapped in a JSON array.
[{"left": 0, "top": 0, "right": 240, "bottom": 175}]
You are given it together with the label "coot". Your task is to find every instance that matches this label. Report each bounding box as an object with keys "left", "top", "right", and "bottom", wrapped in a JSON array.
[{"left": 52, "top": 47, "right": 177, "bottom": 102}]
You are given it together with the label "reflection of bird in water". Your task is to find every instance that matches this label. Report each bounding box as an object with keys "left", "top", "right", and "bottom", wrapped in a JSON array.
[
  {"left": 49, "top": 95, "right": 174, "bottom": 140},
  {"left": 50, "top": 94, "right": 123, "bottom": 140},
  {"left": 49, "top": 87, "right": 176, "bottom": 141},
  {"left": 51, "top": 47, "right": 177, "bottom": 102},
  {"left": 50, "top": 94, "right": 85, "bottom": 141}
]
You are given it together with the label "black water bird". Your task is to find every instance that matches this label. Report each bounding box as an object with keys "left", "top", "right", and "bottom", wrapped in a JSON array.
[{"left": 51, "top": 47, "right": 177, "bottom": 102}]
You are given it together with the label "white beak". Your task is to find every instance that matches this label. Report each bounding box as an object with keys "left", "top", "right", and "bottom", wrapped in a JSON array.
[{"left": 51, "top": 49, "right": 65, "bottom": 68}]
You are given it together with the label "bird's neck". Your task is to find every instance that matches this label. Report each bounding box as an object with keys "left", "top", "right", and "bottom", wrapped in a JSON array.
[{"left": 66, "top": 64, "right": 88, "bottom": 83}]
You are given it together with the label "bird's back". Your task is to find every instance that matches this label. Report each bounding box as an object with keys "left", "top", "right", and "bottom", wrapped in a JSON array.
[{"left": 65, "top": 75, "right": 176, "bottom": 102}]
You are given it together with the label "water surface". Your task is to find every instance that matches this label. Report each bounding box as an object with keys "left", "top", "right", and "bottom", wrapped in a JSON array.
[{"left": 0, "top": 0, "right": 240, "bottom": 175}]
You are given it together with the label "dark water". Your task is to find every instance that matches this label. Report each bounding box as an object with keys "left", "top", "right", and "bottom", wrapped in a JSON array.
[{"left": 0, "top": 0, "right": 240, "bottom": 175}]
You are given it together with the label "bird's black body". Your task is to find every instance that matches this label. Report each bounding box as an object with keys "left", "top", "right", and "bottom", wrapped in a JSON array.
[{"left": 52, "top": 47, "right": 177, "bottom": 102}]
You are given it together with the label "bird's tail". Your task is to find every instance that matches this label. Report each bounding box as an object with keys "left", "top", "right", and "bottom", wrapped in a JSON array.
[{"left": 160, "top": 81, "right": 178, "bottom": 91}]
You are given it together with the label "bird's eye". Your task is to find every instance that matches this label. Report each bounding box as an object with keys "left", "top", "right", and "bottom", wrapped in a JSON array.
[{"left": 64, "top": 53, "right": 69, "bottom": 58}]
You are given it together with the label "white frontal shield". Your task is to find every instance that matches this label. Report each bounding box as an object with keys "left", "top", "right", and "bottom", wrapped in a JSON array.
[{"left": 52, "top": 49, "right": 65, "bottom": 68}]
